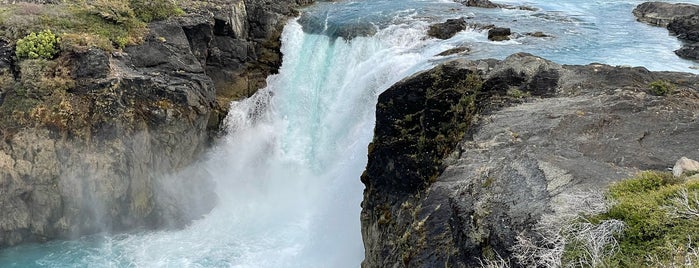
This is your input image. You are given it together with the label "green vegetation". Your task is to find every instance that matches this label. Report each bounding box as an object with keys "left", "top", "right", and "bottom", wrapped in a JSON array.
[
  {"left": 130, "top": 0, "right": 185, "bottom": 23},
  {"left": 560, "top": 171, "right": 699, "bottom": 267},
  {"left": 648, "top": 80, "right": 674, "bottom": 96},
  {"left": 15, "top": 30, "right": 60, "bottom": 59},
  {"left": 0, "top": 1, "right": 186, "bottom": 52},
  {"left": 601, "top": 171, "right": 699, "bottom": 267}
]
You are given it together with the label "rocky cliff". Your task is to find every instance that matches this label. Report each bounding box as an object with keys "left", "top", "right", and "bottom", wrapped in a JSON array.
[
  {"left": 0, "top": 0, "right": 312, "bottom": 247},
  {"left": 361, "top": 53, "right": 699, "bottom": 267}
]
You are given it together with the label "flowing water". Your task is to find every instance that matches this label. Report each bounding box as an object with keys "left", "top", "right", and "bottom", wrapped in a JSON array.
[{"left": 1, "top": 0, "right": 697, "bottom": 267}]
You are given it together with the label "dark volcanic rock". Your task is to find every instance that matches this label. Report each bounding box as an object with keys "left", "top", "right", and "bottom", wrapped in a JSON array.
[
  {"left": 676, "top": 43, "right": 699, "bottom": 60},
  {"left": 361, "top": 53, "right": 699, "bottom": 267},
  {"left": 668, "top": 14, "right": 699, "bottom": 42},
  {"left": 633, "top": 2, "right": 699, "bottom": 61},
  {"left": 72, "top": 49, "right": 109, "bottom": 79},
  {"left": 437, "top": 47, "right": 471, "bottom": 56},
  {"left": 428, "top": 18, "right": 468, "bottom": 40},
  {"left": 633, "top": 1, "right": 699, "bottom": 27},
  {"left": 461, "top": 0, "right": 500, "bottom": 8},
  {"left": 488, "top": 27, "right": 511, "bottom": 41}
]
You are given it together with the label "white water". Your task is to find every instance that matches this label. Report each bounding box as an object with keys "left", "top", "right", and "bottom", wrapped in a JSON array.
[{"left": 1, "top": 0, "right": 697, "bottom": 267}]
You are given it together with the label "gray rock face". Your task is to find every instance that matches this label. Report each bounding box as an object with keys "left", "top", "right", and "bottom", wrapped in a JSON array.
[
  {"left": 361, "top": 53, "right": 699, "bottom": 267},
  {"left": 632, "top": 2, "right": 699, "bottom": 27},
  {"left": 0, "top": 0, "right": 311, "bottom": 247}
]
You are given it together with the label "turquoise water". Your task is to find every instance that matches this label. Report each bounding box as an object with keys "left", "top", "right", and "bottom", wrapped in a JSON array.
[{"left": 1, "top": 0, "right": 697, "bottom": 267}]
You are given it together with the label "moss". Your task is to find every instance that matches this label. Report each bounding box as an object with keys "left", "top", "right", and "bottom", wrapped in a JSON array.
[
  {"left": 18, "top": 58, "right": 75, "bottom": 99},
  {"left": 0, "top": 0, "right": 186, "bottom": 52},
  {"left": 130, "top": 0, "right": 185, "bottom": 23}
]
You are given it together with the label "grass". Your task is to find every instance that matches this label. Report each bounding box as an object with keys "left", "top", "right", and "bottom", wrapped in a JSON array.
[{"left": 0, "top": 0, "right": 186, "bottom": 52}]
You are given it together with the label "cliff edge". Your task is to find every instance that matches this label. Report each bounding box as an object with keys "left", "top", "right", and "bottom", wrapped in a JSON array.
[{"left": 361, "top": 53, "right": 699, "bottom": 267}]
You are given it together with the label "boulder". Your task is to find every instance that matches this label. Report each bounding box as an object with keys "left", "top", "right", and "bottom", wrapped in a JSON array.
[
  {"left": 427, "top": 18, "right": 468, "bottom": 39},
  {"left": 673, "top": 157, "right": 699, "bottom": 177},
  {"left": 676, "top": 43, "right": 699, "bottom": 60},
  {"left": 488, "top": 27, "right": 511, "bottom": 41}
]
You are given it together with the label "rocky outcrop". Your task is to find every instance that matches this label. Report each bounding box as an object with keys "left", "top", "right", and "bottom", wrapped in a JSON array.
[
  {"left": 634, "top": 2, "right": 699, "bottom": 61},
  {"left": 632, "top": 2, "right": 699, "bottom": 27},
  {"left": 0, "top": 0, "right": 312, "bottom": 247},
  {"left": 361, "top": 53, "right": 699, "bottom": 267}
]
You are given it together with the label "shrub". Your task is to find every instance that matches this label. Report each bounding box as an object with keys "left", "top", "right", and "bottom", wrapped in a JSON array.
[
  {"left": 649, "top": 80, "right": 673, "bottom": 96},
  {"left": 15, "top": 30, "right": 60, "bottom": 60},
  {"left": 599, "top": 171, "right": 699, "bottom": 266},
  {"left": 129, "top": 0, "right": 185, "bottom": 23}
]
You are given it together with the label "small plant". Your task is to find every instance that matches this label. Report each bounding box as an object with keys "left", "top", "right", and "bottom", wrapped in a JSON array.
[
  {"left": 15, "top": 29, "right": 60, "bottom": 60},
  {"left": 130, "top": 0, "right": 185, "bottom": 23},
  {"left": 649, "top": 80, "right": 673, "bottom": 96}
]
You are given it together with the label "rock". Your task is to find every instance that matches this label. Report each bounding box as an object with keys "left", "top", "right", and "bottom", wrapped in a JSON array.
[
  {"left": 361, "top": 53, "right": 699, "bottom": 267},
  {"left": 0, "top": 0, "right": 312, "bottom": 248},
  {"left": 668, "top": 14, "right": 699, "bottom": 42},
  {"left": 461, "top": 0, "right": 500, "bottom": 8},
  {"left": 632, "top": 2, "right": 699, "bottom": 27},
  {"left": 72, "top": 48, "right": 110, "bottom": 79},
  {"left": 673, "top": 157, "right": 699, "bottom": 177},
  {"left": 676, "top": 43, "right": 699, "bottom": 60},
  {"left": 437, "top": 47, "right": 470, "bottom": 56},
  {"left": 488, "top": 27, "right": 511, "bottom": 41},
  {"left": 427, "top": 18, "right": 468, "bottom": 40},
  {"left": 526, "top": 31, "right": 551, "bottom": 38}
]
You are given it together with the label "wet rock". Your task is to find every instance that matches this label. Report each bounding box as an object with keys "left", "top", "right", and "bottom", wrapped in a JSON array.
[
  {"left": 361, "top": 53, "right": 699, "bottom": 267},
  {"left": 676, "top": 43, "right": 699, "bottom": 60},
  {"left": 526, "top": 31, "right": 551, "bottom": 38},
  {"left": 461, "top": 0, "right": 500, "bottom": 8},
  {"left": 488, "top": 27, "right": 511, "bottom": 41},
  {"left": 428, "top": 18, "right": 468, "bottom": 39},
  {"left": 437, "top": 47, "right": 471, "bottom": 56},
  {"left": 633, "top": 2, "right": 699, "bottom": 27},
  {"left": 668, "top": 14, "right": 699, "bottom": 42}
]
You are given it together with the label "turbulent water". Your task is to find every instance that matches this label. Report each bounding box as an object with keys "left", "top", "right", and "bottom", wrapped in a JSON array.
[{"left": 1, "top": 0, "right": 697, "bottom": 267}]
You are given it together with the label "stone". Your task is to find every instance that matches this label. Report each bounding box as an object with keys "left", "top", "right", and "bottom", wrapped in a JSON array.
[
  {"left": 673, "top": 157, "right": 699, "bottom": 177},
  {"left": 676, "top": 43, "right": 699, "bottom": 60},
  {"left": 488, "top": 27, "right": 511, "bottom": 41},
  {"left": 72, "top": 48, "right": 109, "bottom": 79},
  {"left": 427, "top": 18, "right": 468, "bottom": 39},
  {"left": 461, "top": 0, "right": 500, "bottom": 8}
]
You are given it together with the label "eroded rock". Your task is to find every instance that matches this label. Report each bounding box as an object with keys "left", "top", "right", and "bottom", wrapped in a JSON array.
[{"left": 361, "top": 53, "right": 699, "bottom": 267}]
